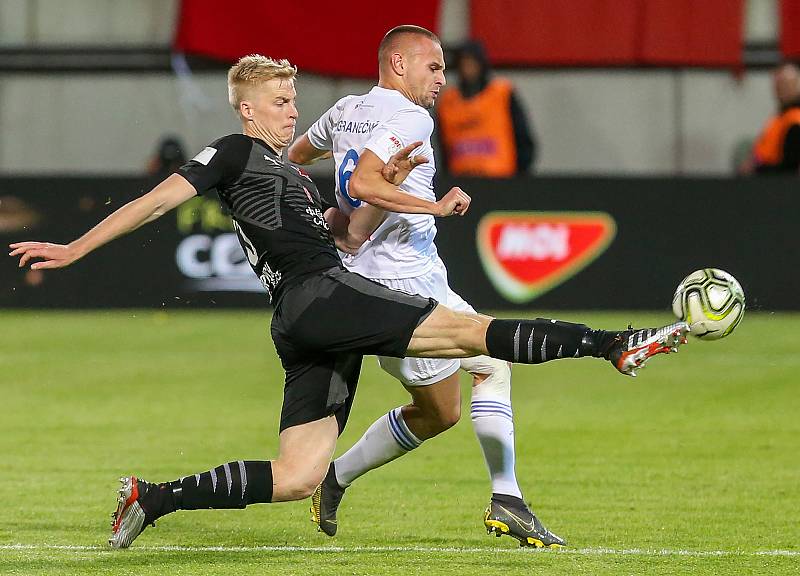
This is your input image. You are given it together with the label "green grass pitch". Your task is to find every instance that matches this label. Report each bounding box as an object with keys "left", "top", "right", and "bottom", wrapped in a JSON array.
[{"left": 0, "top": 310, "right": 798, "bottom": 575}]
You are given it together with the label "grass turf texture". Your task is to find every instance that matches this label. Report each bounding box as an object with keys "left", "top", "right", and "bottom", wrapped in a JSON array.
[{"left": 0, "top": 310, "right": 797, "bottom": 575}]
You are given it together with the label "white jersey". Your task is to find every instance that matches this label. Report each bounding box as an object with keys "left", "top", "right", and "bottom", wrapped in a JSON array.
[{"left": 306, "top": 86, "right": 439, "bottom": 279}]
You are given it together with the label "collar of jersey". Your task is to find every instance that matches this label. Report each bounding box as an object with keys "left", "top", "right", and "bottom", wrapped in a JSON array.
[
  {"left": 369, "top": 85, "right": 416, "bottom": 108},
  {"left": 248, "top": 135, "right": 280, "bottom": 158}
]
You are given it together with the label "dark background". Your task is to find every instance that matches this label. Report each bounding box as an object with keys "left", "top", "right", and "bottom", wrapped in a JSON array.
[{"left": 1, "top": 176, "right": 795, "bottom": 310}]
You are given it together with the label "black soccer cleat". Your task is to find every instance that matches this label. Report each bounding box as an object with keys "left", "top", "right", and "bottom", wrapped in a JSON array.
[
  {"left": 484, "top": 497, "right": 566, "bottom": 548},
  {"left": 310, "top": 464, "right": 346, "bottom": 536},
  {"left": 604, "top": 321, "right": 689, "bottom": 377},
  {"left": 108, "top": 476, "right": 158, "bottom": 549}
]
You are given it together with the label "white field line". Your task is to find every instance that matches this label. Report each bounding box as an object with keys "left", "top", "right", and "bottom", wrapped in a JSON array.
[{"left": 0, "top": 544, "right": 797, "bottom": 557}]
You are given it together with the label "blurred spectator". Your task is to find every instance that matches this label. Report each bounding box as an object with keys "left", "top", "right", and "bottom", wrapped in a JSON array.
[
  {"left": 435, "top": 40, "right": 536, "bottom": 177},
  {"left": 147, "top": 135, "right": 187, "bottom": 178},
  {"left": 0, "top": 196, "right": 40, "bottom": 233},
  {"left": 739, "top": 62, "right": 800, "bottom": 175}
]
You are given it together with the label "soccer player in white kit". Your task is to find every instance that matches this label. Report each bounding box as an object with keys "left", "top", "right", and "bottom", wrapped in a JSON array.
[{"left": 289, "top": 25, "right": 565, "bottom": 547}]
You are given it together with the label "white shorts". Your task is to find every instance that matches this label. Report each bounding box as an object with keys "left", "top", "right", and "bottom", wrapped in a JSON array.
[{"left": 375, "top": 258, "right": 477, "bottom": 387}]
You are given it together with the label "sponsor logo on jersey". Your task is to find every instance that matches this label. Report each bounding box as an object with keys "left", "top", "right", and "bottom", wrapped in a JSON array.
[
  {"left": 477, "top": 211, "right": 616, "bottom": 303},
  {"left": 291, "top": 165, "right": 313, "bottom": 181},
  {"left": 388, "top": 135, "right": 403, "bottom": 154},
  {"left": 259, "top": 260, "right": 282, "bottom": 303},
  {"left": 306, "top": 206, "right": 329, "bottom": 230},
  {"left": 334, "top": 120, "right": 379, "bottom": 134}
]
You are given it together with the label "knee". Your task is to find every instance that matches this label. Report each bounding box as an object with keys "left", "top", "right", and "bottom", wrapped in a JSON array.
[
  {"left": 441, "top": 404, "right": 461, "bottom": 430},
  {"left": 464, "top": 356, "right": 512, "bottom": 401},
  {"left": 288, "top": 480, "right": 320, "bottom": 500},
  {"left": 282, "top": 477, "right": 321, "bottom": 501},
  {"left": 426, "top": 402, "right": 461, "bottom": 435},
  {"left": 272, "top": 460, "right": 326, "bottom": 501}
]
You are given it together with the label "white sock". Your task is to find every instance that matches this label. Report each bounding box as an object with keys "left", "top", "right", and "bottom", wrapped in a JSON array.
[
  {"left": 334, "top": 407, "right": 422, "bottom": 488},
  {"left": 471, "top": 396, "right": 522, "bottom": 498}
]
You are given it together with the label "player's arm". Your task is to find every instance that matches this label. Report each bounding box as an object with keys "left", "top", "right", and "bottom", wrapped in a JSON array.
[
  {"left": 287, "top": 134, "right": 332, "bottom": 165},
  {"left": 350, "top": 150, "right": 470, "bottom": 216},
  {"left": 323, "top": 207, "right": 378, "bottom": 254},
  {"left": 325, "top": 141, "right": 427, "bottom": 253},
  {"left": 324, "top": 204, "right": 386, "bottom": 254},
  {"left": 9, "top": 174, "right": 197, "bottom": 269}
]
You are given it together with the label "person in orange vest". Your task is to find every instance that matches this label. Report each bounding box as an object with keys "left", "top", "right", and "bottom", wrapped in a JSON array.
[
  {"left": 740, "top": 62, "right": 800, "bottom": 175},
  {"left": 436, "top": 40, "right": 535, "bottom": 177}
]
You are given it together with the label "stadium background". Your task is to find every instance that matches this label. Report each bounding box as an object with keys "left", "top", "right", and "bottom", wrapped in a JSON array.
[
  {"left": 1, "top": 2, "right": 799, "bottom": 575},
  {"left": 1, "top": 0, "right": 798, "bottom": 311}
]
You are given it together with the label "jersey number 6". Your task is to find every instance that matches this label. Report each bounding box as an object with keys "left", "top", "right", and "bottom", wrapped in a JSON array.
[{"left": 337, "top": 148, "right": 362, "bottom": 208}]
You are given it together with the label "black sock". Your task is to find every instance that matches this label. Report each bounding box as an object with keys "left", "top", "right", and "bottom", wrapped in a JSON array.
[
  {"left": 147, "top": 482, "right": 178, "bottom": 520},
  {"left": 485, "top": 318, "right": 615, "bottom": 363},
  {"left": 168, "top": 460, "right": 273, "bottom": 511}
]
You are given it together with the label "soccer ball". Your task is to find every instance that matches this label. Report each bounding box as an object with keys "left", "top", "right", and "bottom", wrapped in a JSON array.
[{"left": 671, "top": 268, "right": 745, "bottom": 340}]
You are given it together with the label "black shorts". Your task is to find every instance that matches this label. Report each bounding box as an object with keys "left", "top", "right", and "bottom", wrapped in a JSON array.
[{"left": 271, "top": 267, "right": 437, "bottom": 433}]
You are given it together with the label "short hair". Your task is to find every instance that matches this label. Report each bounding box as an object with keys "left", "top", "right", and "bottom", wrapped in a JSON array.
[
  {"left": 227, "top": 54, "right": 297, "bottom": 114},
  {"left": 378, "top": 25, "right": 441, "bottom": 64}
]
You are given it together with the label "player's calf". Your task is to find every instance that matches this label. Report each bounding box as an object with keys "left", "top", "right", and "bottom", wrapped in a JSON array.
[{"left": 108, "top": 461, "right": 274, "bottom": 548}]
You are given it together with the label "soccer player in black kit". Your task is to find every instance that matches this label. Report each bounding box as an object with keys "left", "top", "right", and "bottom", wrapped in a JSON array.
[{"left": 10, "top": 55, "right": 688, "bottom": 549}]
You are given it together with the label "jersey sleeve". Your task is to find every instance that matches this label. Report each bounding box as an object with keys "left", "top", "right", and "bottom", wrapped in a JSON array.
[
  {"left": 306, "top": 96, "right": 353, "bottom": 151},
  {"left": 177, "top": 134, "right": 252, "bottom": 195},
  {"left": 364, "top": 108, "right": 434, "bottom": 164}
]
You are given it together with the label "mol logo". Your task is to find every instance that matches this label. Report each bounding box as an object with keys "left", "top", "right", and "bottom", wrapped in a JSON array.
[{"left": 477, "top": 212, "right": 616, "bottom": 303}]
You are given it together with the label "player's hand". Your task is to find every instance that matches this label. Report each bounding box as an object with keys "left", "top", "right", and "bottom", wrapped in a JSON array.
[
  {"left": 8, "top": 242, "right": 81, "bottom": 270},
  {"left": 434, "top": 187, "right": 471, "bottom": 217},
  {"left": 381, "top": 141, "right": 428, "bottom": 185}
]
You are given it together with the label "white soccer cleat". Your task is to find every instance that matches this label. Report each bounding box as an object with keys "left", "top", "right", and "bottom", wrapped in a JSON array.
[
  {"left": 607, "top": 321, "right": 690, "bottom": 377},
  {"left": 108, "top": 476, "right": 150, "bottom": 549}
]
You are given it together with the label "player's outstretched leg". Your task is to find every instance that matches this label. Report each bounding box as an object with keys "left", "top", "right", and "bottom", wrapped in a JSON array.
[
  {"left": 484, "top": 494, "right": 565, "bottom": 548},
  {"left": 409, "top": 308, "right": 689, "bottom": 377},
  {"left": 310, "top": 463, "right": 346, "bottom": 536},
  {"left": 482, "top": 318, "right": 689, "bottom": 376}
]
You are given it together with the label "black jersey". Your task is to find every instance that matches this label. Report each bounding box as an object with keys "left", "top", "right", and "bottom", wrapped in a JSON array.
[{"left": 178, "top": 134, "right": 341, "bottom": 302}]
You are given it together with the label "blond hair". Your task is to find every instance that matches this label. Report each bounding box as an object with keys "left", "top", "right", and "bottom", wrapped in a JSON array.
[{"left": 227, "top": 54, "right": 297, "bottom": 115}]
